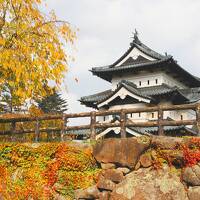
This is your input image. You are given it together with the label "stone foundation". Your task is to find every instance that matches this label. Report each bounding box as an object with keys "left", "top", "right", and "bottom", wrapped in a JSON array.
[{"left": 75, "top": 136, "right": 200, "bottom": 200}]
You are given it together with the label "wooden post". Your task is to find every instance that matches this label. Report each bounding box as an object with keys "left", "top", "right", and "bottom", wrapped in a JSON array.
[
  {"left": 35, "top": 119, "right": 40, "bottom": 142},
  {"left": 47, "top": 130, "right": 50, "bottom": 142},
  {"left": 10, "top": 121, "right": 16, "bottom": 141},
  {"left": 196, "top": 104, "right": 200, "bottom": 135},
  {"left": 90, "top": 111, "right": 96, "bottom": 139},
  {"left": 120, "top": 109, "right": 126, "bottom": 138},
  {"left": 158, "top": 108, "right": 164, "bottom": 136},
  {"left": 61, "top": 115, "right": 67, "bottom": 141}
]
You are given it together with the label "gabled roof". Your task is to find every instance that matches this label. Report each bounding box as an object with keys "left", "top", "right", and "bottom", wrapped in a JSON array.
[
  {"left": 180, "top": 87, "right": 200, "bottom": 103},
  {"left": 120, "top": 55, "right": 149, "bottom": 66},
  {"left": 97, "top": 80, "right": 152, "bottom": 107},
  {"left": 80, "top": 80, "right": 200, "bottom": 108},
  {"left": 92, "top": 56, "right": 171, "bottom": 74},
  {"left": 80, "top": 80, "right": 152, "bottom": 108},
  {"left": 90, "top": 35, "right": 200, "bottom": 87},
  {"left": 111, "top": 34, "right": 166, "bottom": 67},
  {"left": 79, "top": 89, "right": 112, "bottom": 108},
  {"left": 79, "top": 89, "right": 112, "bottom": 103}
]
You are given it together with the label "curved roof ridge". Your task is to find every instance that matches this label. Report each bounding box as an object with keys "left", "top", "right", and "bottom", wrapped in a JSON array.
[
  {"left": 92, "top": 56, "right": 172, "bottom": 73},
  {"left": 110, "top": 36, "right": 167, "bottom": 67},
  {"left": 79, "top": 89, "right": 112, "bottom": 102},
  {"left": 97, "top": 81, "right": 152, "bottom": 106},
  {"left": 131, "top": 38, "right": 167, "bottom": 60},
  {"left": 110, "top": 45, "right": 134, "bottom": 67}
]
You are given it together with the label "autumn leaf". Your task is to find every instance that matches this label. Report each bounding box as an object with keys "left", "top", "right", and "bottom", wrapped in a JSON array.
[{"left": 0, "top": 0, "right": 76, "bottom": 112}]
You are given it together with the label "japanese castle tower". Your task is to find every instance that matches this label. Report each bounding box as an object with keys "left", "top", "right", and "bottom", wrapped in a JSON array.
[{"left": 80, "top": 31, "right": 200, "bottom": 138}]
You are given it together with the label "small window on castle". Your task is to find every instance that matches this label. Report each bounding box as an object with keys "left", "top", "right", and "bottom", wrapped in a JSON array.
[
  {"left": 155, "top": 79, "right": 158, "bottom": 84},
  {"left": 103, "top": 116, "right": 106, "bottom": 121},
  {"left": 139, "top": 81, "right": 141, "bottom": 86},
  {"left": 139, "top": 112, "right": 141, "bottom": 118},
  {"left": 181, "top": 115, "right": 183, "bottom": 120},
  {"left": 130, "top": 113, "right": 133, "bottom": 118},
  {"left": 147, "top": 80, "right": 150, "bottom": 85},
  {"left": 152, "top": 113, "right": 155, "bottom": 119}
]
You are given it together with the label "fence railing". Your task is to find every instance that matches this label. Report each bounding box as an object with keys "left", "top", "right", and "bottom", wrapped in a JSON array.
[{"left": 0, "top": 103, "right": 199, "bottom": 141}]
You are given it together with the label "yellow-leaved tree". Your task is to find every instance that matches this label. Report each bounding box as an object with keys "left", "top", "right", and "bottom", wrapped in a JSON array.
[{"left": 0, "top": 0, "right": 76, "bottom": 112}]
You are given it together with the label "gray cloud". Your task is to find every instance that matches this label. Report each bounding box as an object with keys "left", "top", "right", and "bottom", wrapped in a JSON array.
[{"left": 45, "top": 0, "right": 200, "bottom": 114}]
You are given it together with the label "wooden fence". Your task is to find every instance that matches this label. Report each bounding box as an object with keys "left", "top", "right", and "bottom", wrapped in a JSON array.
[{"left": 0, "top": 103, "right": 200, "bottom": 141}]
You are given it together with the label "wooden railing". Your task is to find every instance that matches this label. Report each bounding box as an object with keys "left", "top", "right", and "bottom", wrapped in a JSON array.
[{"left": 0, "top": 103, "right": 200, "bottom": 141}]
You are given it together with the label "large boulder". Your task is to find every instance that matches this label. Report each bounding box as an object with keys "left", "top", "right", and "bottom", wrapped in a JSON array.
[
  {"left": 75, "top": 185, "right": 100, "bottom": 199},
  {"left": 101, "top": 163, "right": 116, "bottom": 170},
  {"left": 116, "top": 167, "right": 130, "bottom": 175},
  {"left": 139, "top": 153, "right": 152, "bottom": 168},
  {"left": 93, "top": 137, "right": 151, "bottom": 168},
  {"left": 110, "top": 165, "right": 188, "bottom": 200},
  {"left": 188, "top": 186, "right": 200, "bottom": 200},
  {"left": 101, "top": 169, "right": 124, "bottom": 183},
  {"left": 99, "top": 191, "right": 110, "bottom": 200},
  {"left": 183, "top": 164, "right": 200, "bottom": 186},
  {"left": 151, "top": 136, "right": 183, "bottom": 150},
  {"left": 97, "top": 175, "right": 116, "bottom": 191}
]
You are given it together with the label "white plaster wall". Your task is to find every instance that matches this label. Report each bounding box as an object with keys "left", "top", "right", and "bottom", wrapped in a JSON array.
[
  {"left": 97, "top": 101, "right": 196, "bottom": 123},
  {"left": 112, "top": 72, "right": 187, "bottom": 90},
  {"left": 115, "top": 103, "right": 149, "bottom": 122}
]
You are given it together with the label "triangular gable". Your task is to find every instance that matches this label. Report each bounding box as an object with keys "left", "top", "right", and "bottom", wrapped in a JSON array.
[
  {"left": 97, "top": 86, "right": 151, "bottom": 108},
  {"left": 95, "top": 127, "right": 142, "bottom": 140},
  {"left": 120, "top": 55, "right": 149, "bottom": 66},
  {"left": 111, "top": 35, "right": 166, "bottom": 67},
  {"left": 115, "top": 47, "right": 156, "bottom": 67}
]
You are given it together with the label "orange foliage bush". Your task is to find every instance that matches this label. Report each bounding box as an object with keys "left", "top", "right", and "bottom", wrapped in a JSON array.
[
  {"left": 0, "top": 143, "right": 100, "bottom": 199},
  {"left": 182, "top": 137, "right": 200, "bottom": 167}
]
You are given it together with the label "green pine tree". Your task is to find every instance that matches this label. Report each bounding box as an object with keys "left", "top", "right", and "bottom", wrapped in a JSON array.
[{"left": 37, "top": 92, "right": 68, "bottom": 114}]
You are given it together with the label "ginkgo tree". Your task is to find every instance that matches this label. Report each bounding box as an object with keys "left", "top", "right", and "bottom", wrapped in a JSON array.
[{"left": 0, "top": 0, "right": 76, "bottom": 112}]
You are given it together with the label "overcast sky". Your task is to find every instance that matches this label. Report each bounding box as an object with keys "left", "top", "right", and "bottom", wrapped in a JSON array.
[{"left": 45, "top": 0, "right": 200, "bottom": 114}]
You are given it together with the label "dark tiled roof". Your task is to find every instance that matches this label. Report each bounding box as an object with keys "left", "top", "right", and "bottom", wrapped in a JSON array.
[
  {"left": 79, "top": 89, "right": 112, "bottom": 103},
  {"left": 111, "top": 37, "right": 166, "bottom": 67},
  {"left": 117, "top": 80, "right": 152, "bottom": 100},
  {"left": 180, "top": 87, "right": 200, "bottom": 103},
  {"left": 90, "top": 36, "right": 200, "bottom": 87},
  {"left": 80, "top": 79, "right": 200, "bottom": 108},
  {"left": 80, "top": 82, "right": 176, "bottom": 105},
  {"left": 138, "top": 84, "right": 175, "bottom": 96},
  {"left": 91, "top": 57, "right": 171, "bottom": 73},
  {"left": 80, "top": 80, "right": 153, "bottom": 107},
  {"left": 130, "top": 38, "right": 166, "bottom": 60},
  {"left": 130, "top": 126, "right": 197, "bottom": 135}
]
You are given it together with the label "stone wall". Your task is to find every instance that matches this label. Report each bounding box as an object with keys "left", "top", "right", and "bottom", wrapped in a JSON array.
[{"left": 75, "top": 136, "right": 200, "bottom": 200}]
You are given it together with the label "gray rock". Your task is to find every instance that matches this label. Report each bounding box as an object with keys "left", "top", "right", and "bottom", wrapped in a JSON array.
[
  {"left": 183, "top": 165, "right": 200, "bottom": 186},
  {"left": 116, "top": 167, "right": 130, "bottom": 175},
  {"left": 188, "top": 186, "right": 200, "bottom": 200},
  {"left": 151, "top": 136, "right": 183, "bottom": 149},
  {"left": 75, "top": 185, "right": 100, "bottom": 199},
  {"left": 139, "top": 153, "right": 152, "bottom": 168},
  {"left": 99, "top": 191, "right": 110, "bottom": 200},
  {"left": 97, "top": 176, "right": 116, "bottom": 191},
  {"left": 101, "top": 163, "right": 116, "bottom": 170},
  {"left": 110, "top": 166, "right": 188, "bottom": 200},
  {"left": 101, "top": 169, "right": 124, "bottom": 183},
  {"left": 93, "top": 137, "right": 151, "bottom": 168}
]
